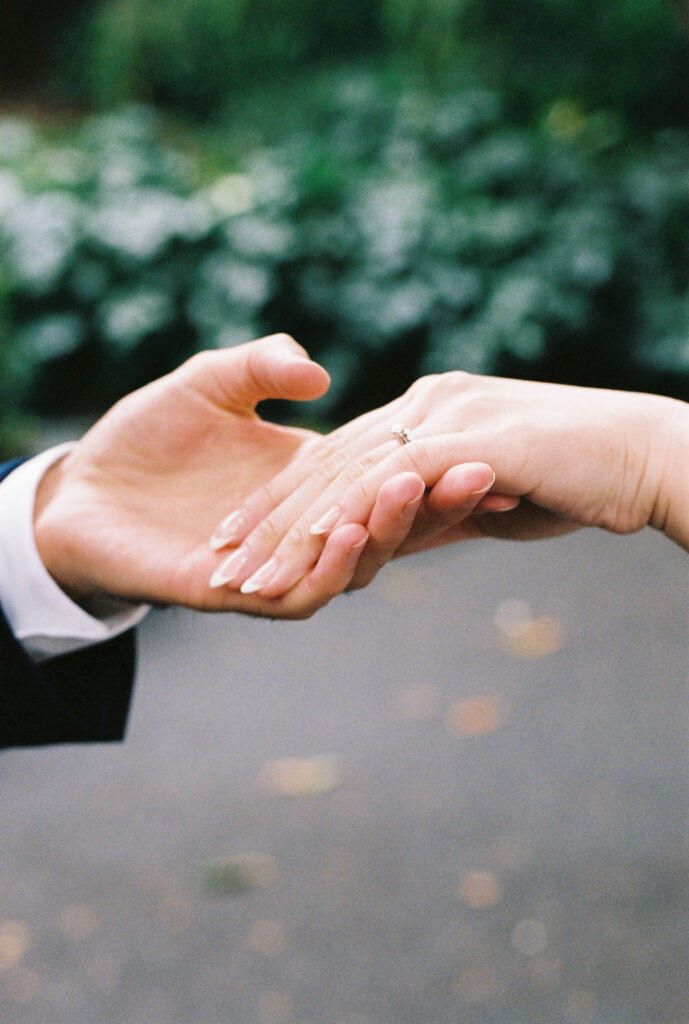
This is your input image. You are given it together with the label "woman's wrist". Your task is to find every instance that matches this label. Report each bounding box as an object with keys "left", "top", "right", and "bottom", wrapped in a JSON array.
[{"left": 648, "top": 395, "right": 689, "bottom": 552}]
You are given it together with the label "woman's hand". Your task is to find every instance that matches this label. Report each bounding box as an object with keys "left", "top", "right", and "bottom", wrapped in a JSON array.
[
  {"left": 207, "top": 371, "right": 688, "bottom": 599},
  {"left": 33, "top": 336, "right": 485, "bottom": 620}
]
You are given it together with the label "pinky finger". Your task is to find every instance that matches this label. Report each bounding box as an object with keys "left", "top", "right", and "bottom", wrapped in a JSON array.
[
  {"left": 348, "top": 472, "right": 426, "bottom": 590},
  {"left": 475, "top": 493, "right": 521, "bottom": 512},
  {"left": 427, "top": 465, "right": 518, "bottom": 515},
  {"left": 277, "top": 523, "right": 369, "bottom": 618}
]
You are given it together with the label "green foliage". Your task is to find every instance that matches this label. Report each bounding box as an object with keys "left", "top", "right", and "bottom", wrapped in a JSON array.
[
  {"left": 2, "top": 78, "right": 689, "bottom": 452},
  {"left": 443, "top": 0, "right": 689, "bottom": 128},
  {"left": 58, "top": 0, "right": 689, "bottom": 132},
  {"left": 62, "top": 0, "right": 382, "bottom": 115}
]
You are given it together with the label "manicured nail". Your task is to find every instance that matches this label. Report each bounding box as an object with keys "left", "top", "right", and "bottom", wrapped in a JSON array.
[
  {"left": 491, "top": 496, "right": 521, "bottom": 512},
  {"left": 240, "top": 557, "right": 278, "bottom": 594},
  {"left": 401, "top": 480, "right": 426, "bottom": 521},
  {"left": 209, "top": 547, "right": 250, "bottom": 588},
  {"left": 347, "top": 535, "right": 369, "bottom": 565},
  {"left": 310, "top": 506, "right": 341, "bottom": 536},
  {"left": 469, "top": 469, "right": 496, "bottom": 496},
  {"left": 209, "top": 510, "right": 247, "bottom": 551}
]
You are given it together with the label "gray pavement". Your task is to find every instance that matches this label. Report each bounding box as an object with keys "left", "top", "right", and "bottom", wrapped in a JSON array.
[{"left": 0, "top": 528, "right": 688, "bottom": 1024}]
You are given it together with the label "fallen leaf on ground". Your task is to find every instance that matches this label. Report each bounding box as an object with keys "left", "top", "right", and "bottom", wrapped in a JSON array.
[
  {"left": 457, "top": 870, "right": 503, "bottom": 909},
  {"left": 494, "top": 599, "right": 565, "bottom": 658},
  {"left": 0, "top": 921, "right": 31, "bottom": 970},
  {"left": 199, "top": 852, "right": 278, "bottom": 896},
  {"left": 445, "top": 696, "right": 506, "bottom": 737},
  {"left": 257, "top": 756, "right": 344, "bottom": 797}
]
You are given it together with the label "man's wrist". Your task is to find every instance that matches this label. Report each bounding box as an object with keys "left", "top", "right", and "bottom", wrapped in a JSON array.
[
  {"left": 33, "top": 449, "right": 101, "bottom": 605},
  {"left": 0, "top": 445, "right": 149, "bottom": 661}
]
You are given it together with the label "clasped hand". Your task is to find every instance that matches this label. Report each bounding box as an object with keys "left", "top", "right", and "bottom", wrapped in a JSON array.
[
  {"left": 208, "top": 354, "right": 684, "bottom": 602},
  {"left": 35, "top": 334, "right": 685, "bottom": 620},
  {"left": 33, "top": 335, "right": 501, "bottom": 619}
]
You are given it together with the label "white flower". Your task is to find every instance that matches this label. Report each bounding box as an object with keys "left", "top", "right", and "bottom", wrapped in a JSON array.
[
  {"left": 88, "top": 189, "right": 210, "bottom": 260},
  {"left": 225, "top": 215, "right": 294, "bottom": 259},
  {"left": 207, "top": 174, "right": 255, "bottom": 216},
  {"left": 18, "top": 314, "right": 86, "bottom": 360},
  {"left": 356, "top": 179, "right": 433, "bottom": 269},
  {"left": 4, "top": 192, "right": 81, "bottom": 291},
  {"left": 0, "top": 118, "right": 35, "bottom": 162},
  {"left": 0, "top": 170, "right": 22, "bottom": 216},
  {"left": 99, "top": 289, "right": 174, "bottom": 350}
]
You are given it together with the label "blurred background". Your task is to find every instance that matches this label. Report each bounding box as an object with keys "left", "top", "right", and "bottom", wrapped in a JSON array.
[
  {"left": 2, "top": 0, "right": 689, "bottom": 448},
  {"left": 1, "top": 4, "right": 689, "bottom": 1024}
]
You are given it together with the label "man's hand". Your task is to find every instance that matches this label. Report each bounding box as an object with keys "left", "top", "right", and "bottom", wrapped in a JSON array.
[{"left": 32, "top": 335, "right": 377, "bottom": 619}]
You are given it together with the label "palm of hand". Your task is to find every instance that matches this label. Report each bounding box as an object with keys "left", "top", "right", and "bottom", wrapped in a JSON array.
[{"left": 38, "top": 373, "right": 316, "bottom": 609}]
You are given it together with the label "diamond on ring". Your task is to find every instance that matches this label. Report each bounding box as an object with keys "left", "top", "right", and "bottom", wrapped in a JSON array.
[{"left": 391, "top": 423, "right": 413, "bottom": 445}]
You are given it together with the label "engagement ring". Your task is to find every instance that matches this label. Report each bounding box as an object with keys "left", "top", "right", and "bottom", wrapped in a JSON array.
[{"left": 390, "top": 424, "right": 413, "bottom": 445}]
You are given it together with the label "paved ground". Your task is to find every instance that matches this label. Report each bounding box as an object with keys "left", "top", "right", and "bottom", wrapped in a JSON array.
[{"left": 0, "top": 527, "right": 687, "bottom": 1024}]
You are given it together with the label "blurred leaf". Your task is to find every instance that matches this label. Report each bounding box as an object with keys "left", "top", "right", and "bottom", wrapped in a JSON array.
[
  {"left": 199, "top": 852, "right": 278, "bottom": 896},
  {"left": 257, "top": 756, "right": 344, "bottom": 797},
  {"left": 445, "top": 696, "right": 507, "bottom": 737}
]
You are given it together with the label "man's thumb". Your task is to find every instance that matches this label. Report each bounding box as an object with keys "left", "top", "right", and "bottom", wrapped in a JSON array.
[{"left": 183, "top": 334, "right": 331, "bottom": 410}]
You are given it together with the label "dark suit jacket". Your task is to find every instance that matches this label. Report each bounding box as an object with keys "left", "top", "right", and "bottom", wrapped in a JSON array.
[{"left": 0, "top": 459, "right": 136, "bottom": 749}]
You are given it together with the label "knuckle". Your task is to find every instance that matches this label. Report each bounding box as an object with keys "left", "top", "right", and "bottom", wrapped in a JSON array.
[
  {"left": 244, "top": 344, "right": 267, "bottom": 393},
  {"left": 401, "top": 443, "right": 435, "bottom": 480},
  {"left": 249, "top": 515, "right": 286, "bottom": 550},
  {"left": 338, "top": 459, "right": 369, "bottom": 490},
  {"left": 244, "top": 476, "right": 281, "bottom": 515},
  {"left": 310, "top": 443, "right": 356, "bottom": 489},
  {"left": 264, "top": 332, "right": 306, "bottom": 361},
  {"left": 268, "top": 331, "right": 297, "bottom": 347},
  {"left": 406, "top": 373, "right": 439, "bottom": 399},
  {"left": 283, "top": 520, "right": 312, "bottom": 552},
  {"left": 431, "top": 369, "right": 473, "bottom": 401},
  {"left": 354, "top": 447, "right": 386, "bottom": 473},
  {"left": 346, "top": 470, "right": 375, "bottom": 507},
  {"left": 404, "top": 370, "right": 473, "bottom": 414},
  {"left": 328, "top": 452, "right": 378, "bottom": 496},
  {"left": 299, "top": 434, "right": 332, "bottom": 469},
  {"left": 341, "top": 448, "right": 383, "bottom": 487},
  {"left": 446, "top": 368, "right": 472, "bottom": 388},
  {"left": 179, "top": 349, "right": 215, "bottom": 378}
]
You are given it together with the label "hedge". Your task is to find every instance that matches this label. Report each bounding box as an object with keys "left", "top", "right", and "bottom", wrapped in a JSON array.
[{"left": 1, "top": 77, "right": 689, "bottom": 451}]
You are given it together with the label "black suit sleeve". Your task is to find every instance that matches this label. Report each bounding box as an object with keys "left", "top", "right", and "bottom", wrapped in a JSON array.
[
  {"left": 0, "top": 606, "right": 136, "bottom": 748},
  {"left": 0, "top": 458, "right": 137, "bottom": 749}
]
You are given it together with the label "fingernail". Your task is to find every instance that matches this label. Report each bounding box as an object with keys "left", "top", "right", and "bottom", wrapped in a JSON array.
[
  {"left": 240, "top": 557, "right": 278, "bottom": 594},
  {"left": 401, "top": 480, "right": 426, "bottom": 521},
  {"left": 310, "top": 506, "right": 341, "bottom": 536},
  {"left": 209, "top": 547, "right": 250, "bottom": 588},
  {"left": 209, "top": 510, "right": 247, "bottom": 550},
  {"left": 491, "top": 496, "right": 521, "bottom": 512},
  {"left": 347, "top": 535, "right": 369, "bottom": 565},
  {"left": 469, "top": 469, "right": 496, "bottom": 496}
]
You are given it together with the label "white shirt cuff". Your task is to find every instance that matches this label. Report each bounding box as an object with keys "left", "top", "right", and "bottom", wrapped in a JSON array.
[{"left": 0, "top": 445, "right": 149, "bottom": 662}]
